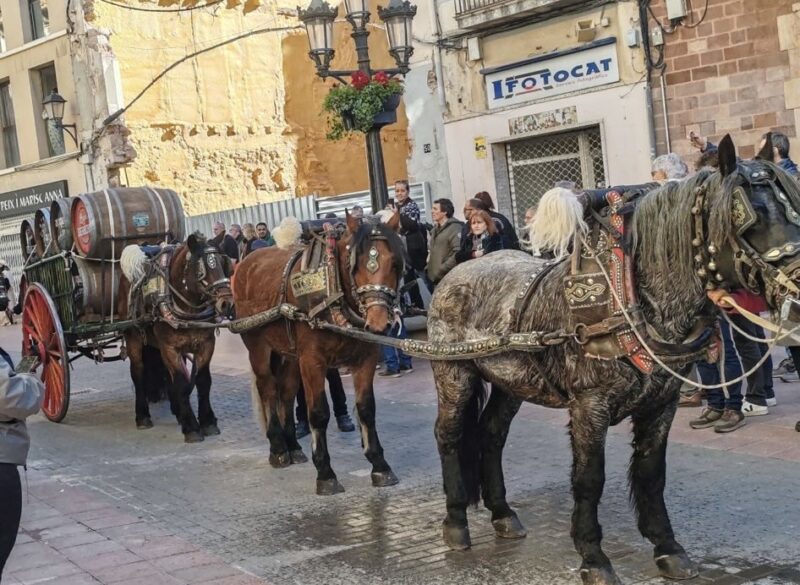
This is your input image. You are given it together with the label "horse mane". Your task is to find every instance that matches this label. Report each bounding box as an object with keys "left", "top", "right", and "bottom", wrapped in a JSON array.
[
  {"left": 526, "top": 187, "right": 587, "bottom": 258},
  {"left": 350, "top": 222, "right": 406, "bottom": 274}
]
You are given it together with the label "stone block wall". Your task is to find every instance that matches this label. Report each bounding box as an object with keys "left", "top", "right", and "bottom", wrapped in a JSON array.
[{"left": 649, "top": 0, "right": 797, "bottom": 165}]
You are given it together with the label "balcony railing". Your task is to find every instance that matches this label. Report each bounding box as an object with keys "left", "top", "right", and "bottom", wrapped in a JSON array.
[{"left": 454, "top": 0, "right": 596, "bottom": 28}]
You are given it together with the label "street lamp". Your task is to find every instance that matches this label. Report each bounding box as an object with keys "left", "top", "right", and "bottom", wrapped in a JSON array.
[
  {"left": 298, "top": 0, "right": 417, "bottom": 212},
  {"left": 42, "top": 90, "right": 78, "bottom": 146}
]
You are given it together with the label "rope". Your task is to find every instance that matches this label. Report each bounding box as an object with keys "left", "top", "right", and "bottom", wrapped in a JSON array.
[{"left": 582, "top": 236, "right": 800, "bottom": 391}]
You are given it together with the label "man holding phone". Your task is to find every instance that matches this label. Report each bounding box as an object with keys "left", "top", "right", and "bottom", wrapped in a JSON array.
[{"left": 0, "top": 348, "right": 44, "bottom": 579}]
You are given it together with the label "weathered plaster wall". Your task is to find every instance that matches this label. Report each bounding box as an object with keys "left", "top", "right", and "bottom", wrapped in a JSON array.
[
  {"left": 282, "top": 0, "right": 409, "bottom": 197},
  {"left": 92, "top": 0, "right": 410, "bottom": 213}
]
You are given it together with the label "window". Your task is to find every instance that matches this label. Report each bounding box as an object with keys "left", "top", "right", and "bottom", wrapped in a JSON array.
[
  {"left": 0, "top": 81, "right": 20, "bottom": 168},
  {"left": 36, "top": 64, "right": 64, "bottom": 157},
  {"left": 1, "top": 10, "right": 6, "bottom": 52},
  {"left": 28, "top": 0, "right": 50, "bottom": 40}
]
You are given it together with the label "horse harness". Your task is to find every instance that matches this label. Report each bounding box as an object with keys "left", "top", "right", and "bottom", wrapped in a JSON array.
[
  {"left": 511, "top": 187, "right": 717, "bottom": 379},
  {"left": 271, "top": 221, "right": 400, "bottom": 353}
]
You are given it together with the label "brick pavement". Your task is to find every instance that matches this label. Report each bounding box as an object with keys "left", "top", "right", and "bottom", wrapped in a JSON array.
[{"left": 2, "top": 327, "right": 800, "bottom": 585}]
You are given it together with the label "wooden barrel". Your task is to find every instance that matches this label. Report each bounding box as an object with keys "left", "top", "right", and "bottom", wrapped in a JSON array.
[
  {"left": 71, "top": 187, "right": 186, "bottom": 260},
  {"left": 50, "top": 198, "right": 74, "bottom": 252},
  {"left": 72, "top": 257, "right": 121, "bottom": 318},
  {"left": 34, "top": 208, "right": 53, "bottom": 257},
  {"left": 20, "top": 220, "right": 36, "bottom": 262}
]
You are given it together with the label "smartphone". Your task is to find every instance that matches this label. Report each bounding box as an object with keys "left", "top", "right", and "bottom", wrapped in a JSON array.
[
  {"left": 387, "top": 198, "right": 395, "bottom": 208},
  {"left": 16, "top": 355, "right": 40, "bottom": 374}
]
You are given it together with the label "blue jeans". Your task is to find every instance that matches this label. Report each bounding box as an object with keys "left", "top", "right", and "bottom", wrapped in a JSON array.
[
  {"left": 697, "top": 318, "right": 743, "bottom": 412},
  {"left": 382, "top": 320, "right": 412, "bottom": 371}
]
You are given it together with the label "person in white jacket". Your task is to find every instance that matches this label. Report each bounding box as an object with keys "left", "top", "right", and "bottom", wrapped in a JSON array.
[{"left": 0, "top": 349, "right": 43, "bottom": 579}]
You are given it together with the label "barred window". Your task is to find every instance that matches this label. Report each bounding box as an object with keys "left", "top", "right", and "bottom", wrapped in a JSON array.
[{"left": 507, "top": 126, "right": 605, "bottom": 226}]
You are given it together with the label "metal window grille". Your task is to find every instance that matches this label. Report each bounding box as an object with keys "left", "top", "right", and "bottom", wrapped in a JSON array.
[{"left": 507, "top": 126, "right": 605, "bottom": 226}]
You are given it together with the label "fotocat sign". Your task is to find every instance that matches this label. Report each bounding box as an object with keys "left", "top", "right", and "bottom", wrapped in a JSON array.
[{"left": 484, "top": 39, "right": 620, "bottom": 110}]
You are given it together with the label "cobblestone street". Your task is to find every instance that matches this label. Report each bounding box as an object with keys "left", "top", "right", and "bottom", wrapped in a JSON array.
[{"left": 3, "top": 326, "right": 800, "bottom": 585}]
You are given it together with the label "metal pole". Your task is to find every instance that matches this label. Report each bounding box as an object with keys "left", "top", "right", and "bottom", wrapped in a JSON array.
[{"left": 350, "top": 25, "right": 389, "bottom": 212}]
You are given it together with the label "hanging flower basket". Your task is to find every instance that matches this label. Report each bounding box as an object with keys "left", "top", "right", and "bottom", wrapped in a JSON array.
[{"left": 323, "top": 71, "right": 404, "bottom": 140}]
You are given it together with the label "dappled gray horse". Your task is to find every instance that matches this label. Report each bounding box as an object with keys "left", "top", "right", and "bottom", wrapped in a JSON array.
[{"left": 429, "top": 135, "right": 800, "bottom": 585}]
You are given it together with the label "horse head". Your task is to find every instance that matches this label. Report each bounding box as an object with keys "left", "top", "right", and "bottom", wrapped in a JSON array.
[
  {"left": 340, "top": 210, "right": 404, "bottom": 334},
  {"left": 186, "top": 232, "right": 235, "bottom": 319},
  {"left": 703, "top": 134, "right": 800, "bottom": 309}
]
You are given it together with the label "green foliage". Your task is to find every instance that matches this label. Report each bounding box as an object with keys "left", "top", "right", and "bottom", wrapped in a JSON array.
[{"left": 322, "top": 78, "right": 403, "bottom": 140}]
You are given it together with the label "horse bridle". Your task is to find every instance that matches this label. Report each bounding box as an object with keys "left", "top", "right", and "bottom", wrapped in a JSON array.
[
  {"left": 184, "top": 245, "right": 232, "bottom": 308},
  {"left": 347, "top": 225, "right": 400, "bottom": 318},
  {"left": 691, "top": 164, "right": 800, "bottom": 303}
]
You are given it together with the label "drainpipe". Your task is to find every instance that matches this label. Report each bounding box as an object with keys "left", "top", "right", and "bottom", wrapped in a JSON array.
[
  {"left": 645, "top": 82, "right": 657, "bottom": 159},
  {"left": 659, "top": 73, "right": 671, "bottom": 152},
  {"left": 431, "top": 0, "right": 446, "bottom": 108}
]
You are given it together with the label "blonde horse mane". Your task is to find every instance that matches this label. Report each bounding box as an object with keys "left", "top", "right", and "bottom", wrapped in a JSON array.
[{"left": 525, "top": 188, "right": 588, "bottom": 258}]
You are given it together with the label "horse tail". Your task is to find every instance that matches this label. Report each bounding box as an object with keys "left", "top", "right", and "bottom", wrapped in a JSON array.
[
  {"left": 250, "top": 373, "right": 266, "bottom": 434},
  {"left": 460, "top": 376, "right": 487, "bottom": 506}
]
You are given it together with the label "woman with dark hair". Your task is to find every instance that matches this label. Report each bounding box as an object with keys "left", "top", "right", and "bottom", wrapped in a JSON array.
[
  {"left": 474, "top": 191, "right": 519, "bottom": 250},
  {"left": 455, "top": 210, "right": 502, "bottom": 263}
]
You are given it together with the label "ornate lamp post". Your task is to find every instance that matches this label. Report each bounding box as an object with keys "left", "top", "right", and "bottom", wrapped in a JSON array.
[{"left": 298, "top": 0, "right": 417, "bottom": 212}]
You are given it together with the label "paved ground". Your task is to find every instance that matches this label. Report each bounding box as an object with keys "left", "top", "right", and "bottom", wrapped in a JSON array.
[{"left": 2, "top": 325, "right": 800, "bottom": 585}]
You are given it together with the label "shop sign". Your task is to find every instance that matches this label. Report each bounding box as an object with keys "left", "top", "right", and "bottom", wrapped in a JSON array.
[
  {"left": 509, "top": 106, "right": 578, "bottom": 136},
  {"left": 0, "top": 181, "right": 69, "bottom": 216},
  {"left": 485, "top": 42, "right": 619, "bottom": 110},
  {"left": 474, "top": 136, "right": 487, "bottom": 159}
]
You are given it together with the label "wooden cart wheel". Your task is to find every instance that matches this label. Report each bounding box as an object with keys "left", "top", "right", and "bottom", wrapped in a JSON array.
[{"left": 22, "top": 283, "right": 70, "bottom": 422}]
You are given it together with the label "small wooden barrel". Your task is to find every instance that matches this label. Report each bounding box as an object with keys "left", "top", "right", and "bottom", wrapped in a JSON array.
[
  {"left": 34, "top": 208, "right": 53, "bottom": 257},
  {"left": 50, "top": 197, "right": 74, "bottom": 252},
  {"left": 20, "top": 220, "right": 36, "bottom": 262},
  {"left": 71, "top": 187, "right": 186, "bottom": 260},
  {"left": 72, "top": 257, "right": 121, "bottom": 318}
]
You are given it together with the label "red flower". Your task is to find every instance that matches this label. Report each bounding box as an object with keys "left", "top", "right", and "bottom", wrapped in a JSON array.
[
  {"left": 373, "top": 71, "right": 390, "bottom": 86},
  {"left": 351, "top": 71, "right": 370, "bottom": 90}
]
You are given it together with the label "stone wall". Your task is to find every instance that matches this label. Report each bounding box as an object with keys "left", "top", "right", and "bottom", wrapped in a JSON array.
[
  {"left": 92, "top": 0, "right": 409, "bottom": 215},
  {"left": 650, "top": 0, "right": 797, "bottom": 162},
  {"left": 779, "top": 3, "right": 800, "bottom": 140}
]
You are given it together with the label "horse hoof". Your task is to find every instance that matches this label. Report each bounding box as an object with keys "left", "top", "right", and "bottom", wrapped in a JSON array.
[
  {"left": 289, "top": 450, "right": 308, "bottom": 464},
  {"left": 442, "top": 521, "right": 471, "bottom": 550},
  {"left": 579, "top": 566, "right": 622, "bottom": 585},
  {"left": 136, "top": 418, "right": 153, "bottom": 430},
  {"left": 316, "top": 478, "right": 345, "bottom": 495},
  {"left": 184, "top": 431, "right": 204, "bottom": 444},
  {"left": 371, "top": 470, "right": 399, "bottom": 487},
  {"left": 201, "top": 423, "right": 220, "bottom": 436},
  {"left": 269, "top": 452, "right": 292, "bottom": 468},
  {"left": 492, "top": 513, "right": 527, "bottom": 539},
  {"left": 656, "top": 553, "right": 699, "bottom": 580}
]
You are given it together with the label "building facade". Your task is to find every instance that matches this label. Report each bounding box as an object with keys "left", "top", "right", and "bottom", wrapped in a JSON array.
[{"left": 649, "top": 0, "right": 798, "bottom": 163}]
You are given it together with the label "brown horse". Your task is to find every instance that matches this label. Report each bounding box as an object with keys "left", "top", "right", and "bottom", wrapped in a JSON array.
[
  {"left": 118, "top": 234, "right": 234, "bottom": 443},
  {"left": 234, "top": 212, "right": 405, "bottom": 494}
]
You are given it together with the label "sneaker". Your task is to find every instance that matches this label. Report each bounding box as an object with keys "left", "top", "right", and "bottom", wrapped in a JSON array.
[
  {"left": 378, "top": 369, "right": 401, "bottom": 378},
  {"left": 340, "top": 369, "right": 352, "bottom": 377},
  {"left": 336, "top": 414, "right": 355, "bottom": 432},
  {"left": 399, "top": 365, "right": 413, "bottom": 373},
  {"left": 295, "top": 420, "right": 310, "bottom": 439},
  {"left": 714, "top": 409, "right": 746, "bottom": 433},
  {"left": 796, "top": 420, "right": 800, "bottom": 433},
  {"left": 773, "top": 358, "right": 796, "bottom": 377},
  {"left": 678, "top": 391, "right": 702, "bottom": 408},
  {"left": 780, "top": 372, "right": 799, "bottom": 383},
  {"left": 742, "top": 401, "right": 769, "bottom": 417},
  {"left": 766, "top": 397, "right": 778, "bottom": 407},
  {"left": 689, "top": 407, "right": 724, "bottom": 429}
]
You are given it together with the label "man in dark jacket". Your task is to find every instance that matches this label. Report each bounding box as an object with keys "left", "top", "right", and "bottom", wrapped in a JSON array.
[
  {"left": 1, "top": 350, "right": 43, "bottom": 579},
  {"left": 426, "top": 199, "right": 462, "bottom": 290},
  {"left": 209, "top": 221, "right": 239, "bottom": 263},
  {"left": 394, "top": 180, "right": 426, "bottom": 310}
]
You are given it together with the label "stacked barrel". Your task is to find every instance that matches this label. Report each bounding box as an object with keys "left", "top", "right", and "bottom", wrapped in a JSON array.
[{"left": 23, "top": 187, "right": 186, "bottom": 318}]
